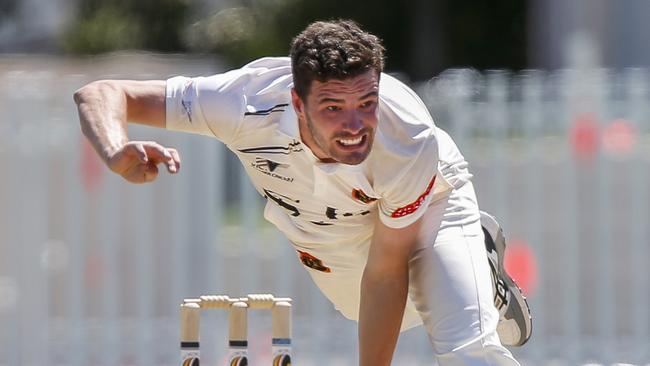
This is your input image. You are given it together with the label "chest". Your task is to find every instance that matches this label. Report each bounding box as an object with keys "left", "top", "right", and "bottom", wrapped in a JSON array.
[{"left": 233, "top": 139, "right": 380, "bottom": 224}]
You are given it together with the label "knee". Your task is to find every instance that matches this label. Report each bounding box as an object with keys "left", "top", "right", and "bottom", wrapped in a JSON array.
[{"left": 429, "top": 308, "right": 485, "bottom": 354}]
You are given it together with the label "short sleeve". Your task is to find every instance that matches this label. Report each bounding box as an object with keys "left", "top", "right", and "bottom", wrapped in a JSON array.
[
  {"left": 166, "top": 69, "right": 250, "bottom": 144},
  {"left": 377, "top": 134, "right": 439, "bottom": 229}
]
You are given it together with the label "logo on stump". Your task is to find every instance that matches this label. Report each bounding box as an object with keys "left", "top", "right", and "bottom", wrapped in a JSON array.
[{"left": 273, "top": 354, "right": 291, "bottom": 366}]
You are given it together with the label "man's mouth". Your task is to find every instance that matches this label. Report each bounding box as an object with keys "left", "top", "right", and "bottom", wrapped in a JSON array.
[{"left": 337, "top": 135, "right": 366, "bottom": 147}]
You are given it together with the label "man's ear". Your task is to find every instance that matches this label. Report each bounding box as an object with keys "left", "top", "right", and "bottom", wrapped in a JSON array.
[{"left": 291, "top": 88, "right": 305, "bottom": 118}]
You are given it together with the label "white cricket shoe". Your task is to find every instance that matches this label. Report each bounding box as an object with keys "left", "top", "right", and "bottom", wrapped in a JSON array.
[{"left": 480, "top": 210, "right": 533, "bottom": 346}]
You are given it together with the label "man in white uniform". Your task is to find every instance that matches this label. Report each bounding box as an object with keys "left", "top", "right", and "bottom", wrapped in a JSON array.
[{"left": 74, "top": 20, "right": 531, "bottom": 365}]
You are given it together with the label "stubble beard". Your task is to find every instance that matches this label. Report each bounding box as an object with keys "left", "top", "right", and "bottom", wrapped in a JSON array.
[{"left": 305, "top": 113, "right": 373, "bottom": 165}]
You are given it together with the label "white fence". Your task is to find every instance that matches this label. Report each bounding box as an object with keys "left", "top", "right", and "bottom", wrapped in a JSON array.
[{"left": 0, "top": 55, "right": 648, "bottom": 365}]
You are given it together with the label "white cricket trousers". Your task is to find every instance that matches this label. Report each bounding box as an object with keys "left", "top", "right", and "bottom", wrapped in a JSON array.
[
  {"left": 408, "top": 181, "right": 520, "bottom": 365},
  {"left": 295, "top": 180, "right": 521, "bottom": 364}
]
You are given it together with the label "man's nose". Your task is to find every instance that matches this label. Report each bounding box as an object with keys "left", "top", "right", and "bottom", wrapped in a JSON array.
[{"left": 342, "top": 112, "right": 363, "bottom": 134}]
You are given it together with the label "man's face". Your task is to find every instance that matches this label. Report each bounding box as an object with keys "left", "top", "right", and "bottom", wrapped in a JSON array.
[{"left": 292, "top": 70, "right": 380, "bottom": 165}]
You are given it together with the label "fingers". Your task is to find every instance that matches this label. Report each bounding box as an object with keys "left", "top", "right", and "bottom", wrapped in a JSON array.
[
  {"left": 139, "top": 142, "right": 180, "bottom": 174},
  {"left": 167, "top": 148, "right": 181, "bottom": 173},
  {"left": 132, "top": 143, "right": 148, "bottom": 163},
  {"left": 113, "top": 141, "right": 180, "bottom": 184},
  {"left": 125, "top": 141, "right": 180, "bottom": 175}
]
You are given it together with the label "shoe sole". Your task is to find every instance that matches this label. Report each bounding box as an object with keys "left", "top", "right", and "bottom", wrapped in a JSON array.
[{"left": 482, "top": 212, "right": 533, "bottom": 346}]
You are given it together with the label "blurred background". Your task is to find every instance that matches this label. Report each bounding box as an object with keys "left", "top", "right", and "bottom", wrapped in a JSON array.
[{"left": 1, "top": 0, "right": 650, "bottom": 365}]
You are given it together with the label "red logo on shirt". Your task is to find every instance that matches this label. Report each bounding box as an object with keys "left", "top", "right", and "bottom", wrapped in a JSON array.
[
  {"left": 351, "top": 189, "right": 377, "bottom": 204},
  {"left": 297, "top": 250, "right": 331, "bottom": 273},
  {"left": 390, "top": 175, "right": 436, "bottom": 218}
]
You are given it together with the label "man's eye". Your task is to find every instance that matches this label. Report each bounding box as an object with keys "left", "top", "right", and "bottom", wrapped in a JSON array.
[
  {"left": 326, "top": 106, "right": 341, "bottom": 112},
  {"left": 360, "top": 101, "right": 376, "bottom": 108}
]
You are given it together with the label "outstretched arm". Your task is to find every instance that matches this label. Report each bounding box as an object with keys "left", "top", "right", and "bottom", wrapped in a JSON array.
[
  {"left": 73, "top": 80, "right": 180, "bottom": 183},
  {"left": 359, "top": 215, "right": 422, "bottom": 366}
]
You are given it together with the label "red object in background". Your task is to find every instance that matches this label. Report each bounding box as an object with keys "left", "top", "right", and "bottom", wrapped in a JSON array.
[
  {"left": 504, "top": 238, "right": 538, "bottom": 296},
  {"left": 602, "top": 118, "right": 636, "bottom": 156},
  {"left": 81, "top": 138, "right": 103, "bottom": 192},
  {"left": 85, "top": 252, "right": 104, "bottom": 288},
  {"left": 569, "top": 113, "right": 600, "bottom": 163}
]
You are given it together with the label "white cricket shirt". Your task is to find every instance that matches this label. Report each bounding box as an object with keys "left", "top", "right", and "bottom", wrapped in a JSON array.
[{"left": 166, "top": 57, "right": 472, "bottom": 327}]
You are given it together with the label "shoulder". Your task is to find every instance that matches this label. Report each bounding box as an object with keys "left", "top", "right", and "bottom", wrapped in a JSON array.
[
  {"left": 375, "top": 73, "right": 437, "bottom": 156},
  {"left": 378, "top": 73, "right": 435, "bottom": 131},
  {"left": 373, "top": 73, "right": 438, "bottom": 161},
  {"left": 194, "top": 57, "right": 293, "bottom": 97},
  {"left": 242, "top": 56, "right": 292, "bottom": 71},
  {"left": 165, "top": 57, "right": 294, "bottom": 143},
  {"left": 369, "top": 74, "right": 439, "bottom": 190}
]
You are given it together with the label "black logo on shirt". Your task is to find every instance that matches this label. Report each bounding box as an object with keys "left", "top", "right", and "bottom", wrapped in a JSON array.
[
  {"left": 263, "top": 188, "right": 371, "bottom": 225},
  {"left": 325, "top": 207, "right": 370, "bottom": 219},
  {"left": 253, "top": 157, "right": 286, "bottom": 172},
  {"left": 252, "top": 158, "right": 293, "bottom": 182}
]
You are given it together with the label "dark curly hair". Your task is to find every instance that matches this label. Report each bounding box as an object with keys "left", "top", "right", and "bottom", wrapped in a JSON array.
[{"left": 290, "top": 20, "right": 385, "bottom": 100}]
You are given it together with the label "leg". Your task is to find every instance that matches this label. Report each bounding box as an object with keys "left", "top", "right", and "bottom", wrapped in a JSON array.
[
  {"left": 408, "top": 183, "right": 520, "bottom": 365},
  {"left": 409, "top": 232, "right": 520, "bottom": 365}
]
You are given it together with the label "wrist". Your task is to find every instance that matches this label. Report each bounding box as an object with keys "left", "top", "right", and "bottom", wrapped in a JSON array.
[{"left": 100, "top": 138, "right": 128, "bottom": 164}]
